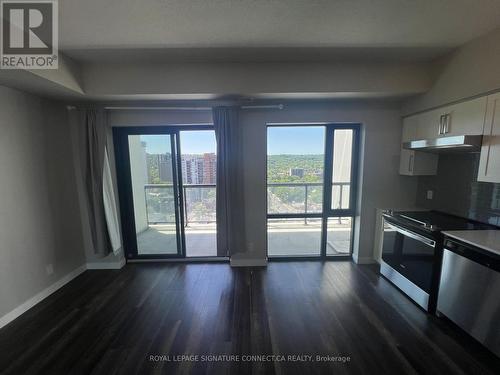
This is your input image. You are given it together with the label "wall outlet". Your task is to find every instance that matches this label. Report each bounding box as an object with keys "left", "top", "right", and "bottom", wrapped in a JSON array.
[
  {"left": 45, "top": 264, "right": 54, "bottom": 276},
  {"left": 426, "top": 190, "right": 434, "bottom": 200}
]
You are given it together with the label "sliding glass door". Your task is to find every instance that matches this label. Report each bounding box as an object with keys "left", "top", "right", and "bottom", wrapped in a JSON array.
[
  {"left": 267, "top": 124, "right": 359, "bottom": 258},
  {"left": 267, "top": 126, "right": 325, "bottom": 256},
  {"left": 114, "top": 128, "right": 183, "bottom": 259},
  {"left": 179, "top": 130, "right": 217, "bottom": 257},
  {"left": 114, "top": 126, "right": 217, "bottom": 260}
]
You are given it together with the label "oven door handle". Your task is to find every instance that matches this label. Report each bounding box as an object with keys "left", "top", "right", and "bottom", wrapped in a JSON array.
[{"left": 386, "top": 222, "right": 436, "bottom": 248}]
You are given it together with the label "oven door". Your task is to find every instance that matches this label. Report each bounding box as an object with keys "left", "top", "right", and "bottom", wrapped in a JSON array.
[{"left": 381, "top": 220, "right": 437, "bottom": 293}]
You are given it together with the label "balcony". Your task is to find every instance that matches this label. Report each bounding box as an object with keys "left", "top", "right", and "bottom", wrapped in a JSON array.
[
  {"left": 267, "top": 182, "right": 352, "bottom": 256},
  {"left": 136, "top": 182, "right": 351, "bottom": 257},
  {"left": 138, "top": 184, "right": 216, "bottom": 257}
]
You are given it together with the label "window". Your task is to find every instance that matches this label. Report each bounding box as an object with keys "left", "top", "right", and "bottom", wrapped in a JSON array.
[
  {"left": 331, "top": 129, "right": 353, "bottom": 210},
  {"left": 267, "top": 124, "right": 359, "bottom": 258}
]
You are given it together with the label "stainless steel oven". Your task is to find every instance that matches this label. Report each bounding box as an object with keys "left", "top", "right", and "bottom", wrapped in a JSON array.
[
  {"left": 381, "top": 219, "right": 438, "bottom": 311},
  {"left": 379, "top": 210, "right": 499, "bottom": 313}
]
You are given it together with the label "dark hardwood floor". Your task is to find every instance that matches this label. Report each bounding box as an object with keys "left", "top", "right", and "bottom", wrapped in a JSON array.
[{"left": 0, "top": 261, "right": 498, "bottom": 375}]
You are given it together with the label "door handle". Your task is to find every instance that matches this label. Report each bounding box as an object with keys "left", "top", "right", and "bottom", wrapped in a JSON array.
[{"left": 386, "top": 222, "right": 436, "bottom": 247}]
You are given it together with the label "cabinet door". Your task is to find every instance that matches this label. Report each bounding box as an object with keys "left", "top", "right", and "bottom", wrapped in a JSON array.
[
  {"left": 415, "top": 108, "right": 443, "bottom": 139},
  {"left": 399, "top": 148, "right": 414, "bottom": 175},
  {"left": 444, "top": 97, "right": 487, "bottom": 136},
  {"left": 478, "top": 93, "right": 500, "bottom": 183},
  {"left": 399, "top": 148, "right": 438, "bottom": 176},
  {"left": 402, "top": 116, "right": 418, "bottom": 142}
]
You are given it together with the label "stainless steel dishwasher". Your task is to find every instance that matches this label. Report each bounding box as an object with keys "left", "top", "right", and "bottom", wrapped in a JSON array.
[{"left": 437, "top": 237, "right": 500, "bottom": 358}]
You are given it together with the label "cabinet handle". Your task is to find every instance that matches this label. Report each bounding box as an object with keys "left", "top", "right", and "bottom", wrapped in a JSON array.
[
  {"left": 438, "top": 115, "right": 444, "bottom": 134},
  {"left": 409, "top": 154, "right": 414, "bottom": 172},
  {"left": 444, "top": 113, "right": 450, "bottom": 134}
]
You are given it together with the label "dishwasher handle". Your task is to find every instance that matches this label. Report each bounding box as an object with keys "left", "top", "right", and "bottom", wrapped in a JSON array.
[{"left": 444, "top": 238, "right": 500, "bottom": 272}]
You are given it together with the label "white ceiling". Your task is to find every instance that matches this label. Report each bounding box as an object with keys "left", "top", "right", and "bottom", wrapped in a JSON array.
[{"left": 60, "top": 0, "right": 500, "bottom": 62}]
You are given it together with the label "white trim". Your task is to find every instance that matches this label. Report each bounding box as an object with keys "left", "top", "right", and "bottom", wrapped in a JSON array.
[
  {"left": 230, "top": 257, "right": 268, "bottom": 267},
  {"left": 0, "top": 258, "right": 127, "bottom": 329},
  {"left": 86, "top": 257, "right": 126, "bottom": 270},
  {"left": 0, "top": 264, "right": 87, "bottom": 329},
  {"left": 128, "top": 257, "right": 228, "bottom": 263}
]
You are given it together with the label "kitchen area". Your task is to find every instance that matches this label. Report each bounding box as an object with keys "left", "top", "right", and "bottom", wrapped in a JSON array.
[{"left": 378, "top": 91, "right": 500, "bottom": 358}]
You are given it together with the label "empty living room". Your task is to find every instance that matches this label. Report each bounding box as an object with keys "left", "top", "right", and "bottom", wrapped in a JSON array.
[{"left": 1, "top": 1, "right": 500, "bottom": 374}]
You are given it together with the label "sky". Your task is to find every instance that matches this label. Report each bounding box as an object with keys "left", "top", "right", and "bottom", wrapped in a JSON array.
[
  {"left": 139, "top": 127, "right": 325, "bottom": 155},
  {"left": 140, "top": 131, "right": 216, "bottom": 154},
  {"left": 267, "top": 126, "right": 325, "bottom": 155}
]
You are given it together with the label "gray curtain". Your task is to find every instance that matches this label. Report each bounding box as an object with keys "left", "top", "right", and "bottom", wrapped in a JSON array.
[
  {"left": 213, "top": 106, "right": 246, "bottom": 256},
  {"left": 75, "top": 109, "right": 111, "bottom": 256}
]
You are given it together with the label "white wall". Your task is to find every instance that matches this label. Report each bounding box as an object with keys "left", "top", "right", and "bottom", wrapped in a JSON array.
[
  {"left": 0, "top": 86, "right": 87, "bottom": 318},
  {"left": 84, "top": 61, "right": 431, "bottom": 100},
  {"left": 403, "top": 26, "right": 500, "bottom": 114},
  {"left": 109, "top": 101, "right": 417, "bottom": 264}
]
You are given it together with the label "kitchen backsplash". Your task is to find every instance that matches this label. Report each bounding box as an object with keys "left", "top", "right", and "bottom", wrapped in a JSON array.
[{"left": 416, "top": 153, "right": 500, "bottom": 226}]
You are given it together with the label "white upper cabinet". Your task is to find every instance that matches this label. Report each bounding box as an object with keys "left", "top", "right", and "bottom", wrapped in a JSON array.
[
  {"left": 400, "top": 116, "right": 438, "bottom": 176},
  {"left": 443, "top": 97, "right": 487, "bottom": 136},
  {"left": 478, "top": 92, "right": 500, "bottom": 183},
  {"left": 414, "top": 108, "right": 443, "bottom": 139},
  {"left": 399, "top": 147, "right": 438, "bottom": 176},
  {"left": 403, "top": 96, "right": 488, "bottom": 141},
  {"left": 402, "top": 116, "right": 418, "bottom": 142}
]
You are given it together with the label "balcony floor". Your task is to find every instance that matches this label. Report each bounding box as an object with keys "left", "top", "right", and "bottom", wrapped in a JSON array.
[
  {"left": 136, "top": 222, "right": 350, "bottom": 257},
  {"left": 137, "top": 224, "right": 217, "bottom": 257}
]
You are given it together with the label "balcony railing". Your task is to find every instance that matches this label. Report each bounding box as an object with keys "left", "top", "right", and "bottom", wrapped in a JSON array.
[
  {"left": 144, "top": 182, "right": 350, "bottom": 226},
  {"left": 267, "top": 182, "right": 350, "bottom": 215},
  {"left": 144, "top": 184, "right": 216, "bottom": 226}
]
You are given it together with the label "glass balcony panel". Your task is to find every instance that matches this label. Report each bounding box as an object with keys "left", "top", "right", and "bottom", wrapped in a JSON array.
[
  {"left": 268, "top": 218, "right": 322, "bottom": 256},
  {"left": 326, "top": 217, "right": 352, "bottom": 255}
]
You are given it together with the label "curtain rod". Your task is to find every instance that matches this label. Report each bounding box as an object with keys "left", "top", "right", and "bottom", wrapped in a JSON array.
[
  {"left": 103, "top": 104, "right": 284, "bottom": 111},
  {"left": 66, "top": 104, "right": 284, "bottom": 111}
]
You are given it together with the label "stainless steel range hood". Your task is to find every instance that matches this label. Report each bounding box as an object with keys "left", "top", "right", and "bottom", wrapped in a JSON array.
[{"left": 403, "top": 135, "right": 483, "bottom": 153}]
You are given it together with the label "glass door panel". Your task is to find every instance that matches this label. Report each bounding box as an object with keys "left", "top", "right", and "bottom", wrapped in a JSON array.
[
  {"left": 268, "top": 218, "right": 322, "bottom": 256},
  {"left": 266, "top": 124, "right": 359, "bottom": 258},
  {"left": 179, "top": 130, "right": 217, "bottom": 257},
  {"left": 331, "top": 129, "right": 353, "bottom": 210},
  {"left": 127, "top": 134, "right": 181, "bottom": 256},
  {"left": 267, "top": 126, "right": 325, "bottom": 256},
  {"left": 326, "top": 217, "right": 352, "bottom": 256}
]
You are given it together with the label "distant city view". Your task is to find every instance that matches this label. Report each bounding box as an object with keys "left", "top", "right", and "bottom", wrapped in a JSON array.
[
  {"left": 145, "top": 150, "right": 217, "bottom": 185},
  {"left": 267, "top": 127, "right": 353, "bottom": 214},
  {"left": 267, "top": 154, "right": 324, "bottom": 214}
]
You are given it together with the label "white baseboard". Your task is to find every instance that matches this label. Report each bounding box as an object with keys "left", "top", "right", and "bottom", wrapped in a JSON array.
[
  {"left": 0, "top": 264, "right": 87, "bottom": 329},
  {"left": 0, "top": 257, "right": 127, "bottom": 330},
  {"left": 128, "top": 257, "right": 228, "bottom": 263},
  {"left": 230, "top": 257, "right": 268, "bottom": 267},
  {"left": 86, "top": 257, "right": 126, "bottom": 270}
]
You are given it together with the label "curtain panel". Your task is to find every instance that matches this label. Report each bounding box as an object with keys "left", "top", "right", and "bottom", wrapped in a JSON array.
[
  {"left": 213, "top": 106, "right": 246, "bottom": 257},
  {"left": 72, "top": 108, "right": 121, "bottom": 257}
]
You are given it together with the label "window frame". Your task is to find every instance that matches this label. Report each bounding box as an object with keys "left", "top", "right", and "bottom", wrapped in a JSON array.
[{"left": 266, "top": 123, "right": 361, "bottom": 259}]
